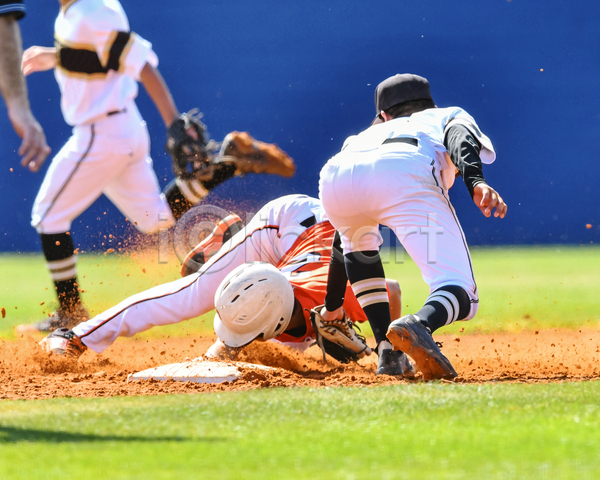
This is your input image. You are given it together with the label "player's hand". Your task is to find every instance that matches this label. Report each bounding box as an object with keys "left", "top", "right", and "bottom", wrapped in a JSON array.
[
  {"left": 8, "top": 104, "right": 51, "bottom": 172},
  {"left": 320, "top": 306, "right": 344, "bottom": 322},
  {"left": 205, "top": 339, "right": 240, "bottom": 360},
  {"left": 472, "top": 183, "right": 507, "bottom": 218},
  {"left": 22, "top": 46, "right": 57, "bottom": 76}
]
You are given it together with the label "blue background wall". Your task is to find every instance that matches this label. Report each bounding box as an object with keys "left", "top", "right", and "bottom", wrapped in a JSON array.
[{"left": 1, "top": 0, "right": 599, "bottom": 251}]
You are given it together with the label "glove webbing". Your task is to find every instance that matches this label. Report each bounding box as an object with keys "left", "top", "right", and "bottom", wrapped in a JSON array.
[{"left": 311, "top": 312, "right": 368, "bottom": 363}]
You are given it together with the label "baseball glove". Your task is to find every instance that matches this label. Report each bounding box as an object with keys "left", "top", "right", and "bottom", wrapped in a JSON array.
[
  {"left": 310, "top": 305, "right": 372, "bottom": 364},
  {"left": 166, "top": 109, "right": 209, "bottom": 179},
  {"left": 217, "top": 131, "right": 296, "bottom": 177}
]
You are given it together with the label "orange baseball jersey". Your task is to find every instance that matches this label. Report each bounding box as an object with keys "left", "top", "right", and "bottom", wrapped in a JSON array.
[{"left": 275, "top": 221, "right": 376, "bottom": 344}]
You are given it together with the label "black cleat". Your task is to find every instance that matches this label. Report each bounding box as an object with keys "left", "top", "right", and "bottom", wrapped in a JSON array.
[
  {"left": 387, "top": 314, "right": 457, "bottom": 380},
  {"left": 376, "top": 346, "right": 416, "bottom": 377}
]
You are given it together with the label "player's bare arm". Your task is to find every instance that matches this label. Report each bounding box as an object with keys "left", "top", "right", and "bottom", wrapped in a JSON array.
[
  {"left": 473, "top": 183, "right": 508, "bottom": 219},
  {"left": 21, "top": 45, "right": 56, "bottom": 76},
  {"left": 0, "top": 18, "right": 50, "bottom": 171},
  {"left": 139, "top": 62, "right": 179, "bottom": 128},
  {"left": 386, "top": 279, "right": 402, "bottom": 320}
]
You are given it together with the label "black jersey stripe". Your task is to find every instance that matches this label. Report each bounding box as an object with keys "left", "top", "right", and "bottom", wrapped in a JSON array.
[
  {"left": 382, "top": 137, "right": 419, "bottom": 147},
  {"left": 105, "top": 31, "right": 131, "bottom": 71},
  {"left": 56, "top": 31, "right": 131, "bottom": 76}
]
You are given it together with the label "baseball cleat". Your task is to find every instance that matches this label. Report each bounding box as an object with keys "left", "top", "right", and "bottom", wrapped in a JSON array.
[
  {"left": 386, "top": 314, "right": 457, "bottom": 380},
  {"left": 376, "top": 342, "right": 416, "bottom": 377},
  {"left": 39, "top": 328, "right": 87, "bottom": 358},
  {"left": 181, "top": 213, "right": 244, "bottom": 276},
  {"left": 218, "top": 131, "right": 296, "bottom": 178},
  {"left": 16, "top": 305, "right": 89, "bottom": 334}
]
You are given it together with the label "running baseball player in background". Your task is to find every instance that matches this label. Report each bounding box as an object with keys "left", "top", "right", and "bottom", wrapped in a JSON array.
[
  {"left": 319, "top": 73, "right": 507, "bottom": 380},
  {"left": 40, "top": 194, "right": 414, "bottom": 377},
  {"left": 18, "top": 0, "right": 295, "bottom": 333},
  {"left": 0, "top": 0, "right": 50, "bottom": 168}
]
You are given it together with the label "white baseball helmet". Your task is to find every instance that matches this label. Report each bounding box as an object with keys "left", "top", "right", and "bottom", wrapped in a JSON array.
[{"left": 214, "top": 262, "right": 295, "bottom": 347}]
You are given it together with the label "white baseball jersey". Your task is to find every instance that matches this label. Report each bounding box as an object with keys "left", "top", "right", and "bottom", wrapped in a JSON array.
[
  {"left": 55, "top": 0, "right": 157, "bottom": 126},
  {"left": 340, "top": 107, "right": 495, "bottom": 191},
  {"left": 73, "top": 195, "right": 327, "bottom": 353},
  {"left": 319, "top": 107, "right": 495, "bottom": 321},
  {"left": 31, "top": 0, "right": 173, "bottom": 235}
]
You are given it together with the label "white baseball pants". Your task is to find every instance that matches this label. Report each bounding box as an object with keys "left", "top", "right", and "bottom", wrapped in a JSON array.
[
  {"left": 31, "top": 103, "right": 174, "bottom": 235},
  {"left": 319, "top": 149, "right": 479, "bottom": 315}
]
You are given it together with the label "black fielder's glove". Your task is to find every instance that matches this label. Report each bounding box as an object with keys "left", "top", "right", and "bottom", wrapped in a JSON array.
[
  {"left": 310, "top": 305, "right": 372, "bottom": 364},
  {"left": 166, "top": 109, "right": 210, "bottom": 180}
]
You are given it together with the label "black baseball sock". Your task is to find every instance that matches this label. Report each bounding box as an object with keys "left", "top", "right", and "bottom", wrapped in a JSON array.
[
  {"left": 164, "top": 179, "right": 195, "bottom": 220},
  {"left": 415, "top": 285, "right": 471, "bottom": 333},
  {"left": 200, "top": 163, "right": 237, "bottom": 190},
  {"left": 164, "top": 164, "right": 238, "bottom": 220},
  {"left": 345, "top": 250, "right": 390, "bottom": 346},
  {"left": 40, "top": 232, "right": 81, "bottom": 311}
]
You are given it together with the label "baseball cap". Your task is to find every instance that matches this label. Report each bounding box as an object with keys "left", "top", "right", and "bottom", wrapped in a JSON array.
[{"left": 372, "top": 73, "right": 433, "bottom": 125}]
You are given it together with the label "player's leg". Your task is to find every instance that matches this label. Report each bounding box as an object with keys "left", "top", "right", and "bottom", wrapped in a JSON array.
[
  {"left": 319, "top": 160, "right": 412, "bottom": 377},
  {"left": 45, "top": 201, "right": 296, "bottom": 354},
  {"left": 319, "top": 159, "right": 393, "bottom": 347},
  {"left": 23, "top": 130, "right": 120, "bottom": 332},
  {"left": 60, "top": 234, "right": 263, "bottom": 353},
  {"left": 102, "top": 154, "right": 175, "bottom": 234},
  {"left": 385, "top": 201, "right": 475, "bottom": 380},
  {"left": 163, "top": 163, "right": 237, "bottom": 220},
  {"left": 71, "top": 270, "right": 219, "bottom": 353},
  {"left": 101, "top": 109, "right": 175, "bottom": 234},
  {"left": 384, "top": 185, "right": 478, "bottom": 330},
  {"left": 327, "top": 217, "right": 393, "bottom": 344},
  {"left": 380, "top": 168, "right": 476, "bottom": 379},
  {"left": 163, "top": 131, "right": 297, "bottom": 220}
]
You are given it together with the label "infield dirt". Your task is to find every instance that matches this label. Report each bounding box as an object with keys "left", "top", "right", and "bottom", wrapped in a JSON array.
[{"left": 1, "top": 329, "right": 599, "bottom": 400}]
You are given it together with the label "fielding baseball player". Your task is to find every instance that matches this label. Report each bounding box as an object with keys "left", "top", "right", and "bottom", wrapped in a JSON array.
[
  {"left": 19, "top": 0, "right": 295, "bottom": 333},
  {"left": 40, "top": 194, "right": 415, "bottom": 377},
  {"left": 0, "top": 0, "right": 50, "bottom": 169},
  {"left": 319, "top": 73, "right": 507, "bottom": 380}
]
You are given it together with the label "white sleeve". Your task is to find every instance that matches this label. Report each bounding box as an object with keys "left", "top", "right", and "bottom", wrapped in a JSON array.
[
  {"left": 341, "top": 135, "right": 358, "bottom": 151},
  {"left": 443, "top": 108, "right": 496, "bottom": 164},
  {"left": 123, "top": 33, "right": 159, "bottom": 77},
  {"left": 87, "top": 4, "right": 158, "bottom": 80}
]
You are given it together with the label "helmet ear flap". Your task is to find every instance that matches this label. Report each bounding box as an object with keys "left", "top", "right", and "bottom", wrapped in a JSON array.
[
  {"left": 273, "top": 312, "right": 291, "bottom": 337},
  {"left": 214, "top": 262, "right": 295, "bottom": 347}
]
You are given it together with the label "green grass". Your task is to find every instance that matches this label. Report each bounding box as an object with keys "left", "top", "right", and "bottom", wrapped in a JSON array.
[
  {"left": 381, "top": 244, "right": 600, "bottom": 334},
  {"left": 2, "top": 247, "right": 600, "bottom": 479},
  {"left": 1, "top": 382, "right": 600, "bottom": 479},
  {"left": 2, "top": 245, "right": 600, "bottom": 338},
  {"left": 0, "top": 252, "right": 213, "bottom": 338}
]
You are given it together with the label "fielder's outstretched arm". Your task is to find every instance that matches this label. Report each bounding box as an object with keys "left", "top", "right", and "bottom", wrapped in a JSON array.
[
  {"left": 445, "top": 124, "right": 507, "bottom": 218},
  {"left": 139, "top": 62, "right": 179, "bottom": 128}
]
